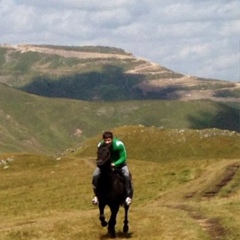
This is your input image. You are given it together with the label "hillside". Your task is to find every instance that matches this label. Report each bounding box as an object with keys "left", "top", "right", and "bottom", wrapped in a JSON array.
[
  {"left": 0, "top": 126, "right": 240, "bottom": 239},
  {"left": 1, "top": 44, "right": 240, "bottom": 102},
  {"left": 70, "top": 125, "right": 240, "bottom": 161},
  {"left": 0, "top": 83, "right": 239, "bottom": 154},
  {"left": 1, "top": 44, "right": 240, "bottom": 240}
]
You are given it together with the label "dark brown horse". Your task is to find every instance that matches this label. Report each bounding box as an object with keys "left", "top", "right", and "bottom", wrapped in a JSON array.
[{"left": 95, "top": 145, "right": 130, "bottom": 238}]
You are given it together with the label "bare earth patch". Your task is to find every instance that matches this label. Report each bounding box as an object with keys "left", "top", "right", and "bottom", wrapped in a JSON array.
[{"left": 172, "top": 204, "right": 226, "bottom": 240}]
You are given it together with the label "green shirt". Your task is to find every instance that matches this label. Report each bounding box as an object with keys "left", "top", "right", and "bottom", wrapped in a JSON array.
[{"left": 98, "top": 138, "right": 127, "bottom": 167}]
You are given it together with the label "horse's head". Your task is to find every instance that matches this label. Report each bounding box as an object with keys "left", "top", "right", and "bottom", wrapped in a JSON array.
[{"left": 96, "top": 145, "right": 111, "bottom": 169}]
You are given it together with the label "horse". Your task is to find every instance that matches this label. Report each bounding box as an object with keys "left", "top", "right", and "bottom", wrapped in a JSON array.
[{"left": 95, "top": 144, "right": 130, "bottom": 238}]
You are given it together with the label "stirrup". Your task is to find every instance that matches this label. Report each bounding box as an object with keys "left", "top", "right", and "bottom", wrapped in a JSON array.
[
  {"left": 92, "top": 196, "right": 98, "bottom": 205},
  {"left": 125, "top": 197, "right": 132, "bottom": 206}
]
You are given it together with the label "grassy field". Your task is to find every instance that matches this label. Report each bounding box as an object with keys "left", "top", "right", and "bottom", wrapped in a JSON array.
[{"left": 0, "top": 127, "right": 240, "bottom": 240}]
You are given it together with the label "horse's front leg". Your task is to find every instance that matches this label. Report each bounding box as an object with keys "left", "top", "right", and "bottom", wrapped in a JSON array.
[
  {"left": 108, "top": 204, "right": 119, "bottom": 238},
  {"left": 123, "top": 205, "right": 129, "bottom": 233},
  {"left": 99, "top": 203, "right": 107, "bottom": 227}
]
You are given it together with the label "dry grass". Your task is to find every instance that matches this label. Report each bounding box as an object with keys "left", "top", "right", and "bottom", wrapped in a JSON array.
[{"left": 1, "top": 151, "right": 240, "bottom": 239}]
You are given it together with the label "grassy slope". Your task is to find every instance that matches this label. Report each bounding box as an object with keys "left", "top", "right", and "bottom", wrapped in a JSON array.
[
  {"left": 71, "top": 125, "right": 240, "bottom": 161},
  {"left": 1, "top": 83, "right": 240, "bottom": 155},
  {"left": 0, "top": 126, "right": 240, "bottom": 239}
]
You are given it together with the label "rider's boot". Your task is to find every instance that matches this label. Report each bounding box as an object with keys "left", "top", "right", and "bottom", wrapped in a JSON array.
[
  {"left": 91, "top": 172, "right": 99, "bottom": 206},
  {"left": 92, "top": 195, "right": 98, "bottom": 205},
  {"left": 92, "top": 186, "right": 99, "bottom": 205}
]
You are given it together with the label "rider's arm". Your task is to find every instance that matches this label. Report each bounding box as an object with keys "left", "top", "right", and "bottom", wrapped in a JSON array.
[{"left": 113, "top": 140, "right": 127, "bottom": 167}]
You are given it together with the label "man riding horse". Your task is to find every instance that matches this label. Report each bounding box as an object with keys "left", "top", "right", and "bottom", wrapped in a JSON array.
[{"left": 92, "top": 131, "right": 133, "bottom": 206}]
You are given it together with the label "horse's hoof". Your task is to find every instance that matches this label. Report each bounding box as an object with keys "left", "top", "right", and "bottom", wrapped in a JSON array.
[
  {"left": 108, "top": 230, "right": 116, "bottom": 238},
  {"left": 123, "top": 225, "right": 129, "bottom": 233},
  {"left": 101, "top": 221, "right": 107, "bottom": 227}
]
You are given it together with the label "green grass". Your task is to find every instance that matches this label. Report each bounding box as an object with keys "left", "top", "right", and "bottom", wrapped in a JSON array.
[
  {"left": 73, "top": 126, "right": 240, "bottom": 162},
  {"left": 215, "top": 89, "right": 240, "bottom": 98},
  {"left": 0, "top": 139, "right": 240, "bottom": 239},
  {"left": 0, "top": 83, "right": 239, "bottom": 155}
]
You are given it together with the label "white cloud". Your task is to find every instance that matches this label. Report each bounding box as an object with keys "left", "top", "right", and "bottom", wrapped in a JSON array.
[
  {"left": 0, "top": 0, "right": 239, "bottom": 81},
  {"left": 17, "top": 0, "right": 135, "bottom": 11},
  {"left": 88, "top": 9, "right": 133, "bottom": 28},
  {"left": 220, "top": 20, "right": 240, "bottom": 36}
]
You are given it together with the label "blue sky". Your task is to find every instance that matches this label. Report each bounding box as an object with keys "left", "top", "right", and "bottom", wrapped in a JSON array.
[{"left": 0, "top": 0, "right": 239, "bottom": 82}]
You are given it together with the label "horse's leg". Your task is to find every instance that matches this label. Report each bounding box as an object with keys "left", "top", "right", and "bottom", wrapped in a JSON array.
[
  {"left": 108, "top": 204, "right": 119, "bottom": 238},
  {"left": 99, "top": 203, "right": 107, "bottom": 227},
  {"left": 123, "top": 205, "right": 129, "bottom": 233}
]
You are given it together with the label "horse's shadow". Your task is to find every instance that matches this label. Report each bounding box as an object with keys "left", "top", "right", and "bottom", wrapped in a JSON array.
[{"left": 100, "top": 231, "right": 133, "bottom": 239}]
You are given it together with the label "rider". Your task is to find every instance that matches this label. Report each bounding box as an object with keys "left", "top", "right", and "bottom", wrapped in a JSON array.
[{"left": 92, "top": 131, "right": 133, "bottom": 206}]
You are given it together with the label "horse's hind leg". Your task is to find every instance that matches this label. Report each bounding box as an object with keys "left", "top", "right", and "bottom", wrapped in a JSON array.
[
  {"left": 99, "top": 204, "right": 107, "bottom": 227},
  {"left": 123, "top": 205, "right": 129, "bottom": 233}
]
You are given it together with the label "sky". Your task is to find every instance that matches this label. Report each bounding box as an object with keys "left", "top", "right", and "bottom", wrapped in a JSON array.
[{"left": 0, "top": 0, "right": 239, "bottom": 82}]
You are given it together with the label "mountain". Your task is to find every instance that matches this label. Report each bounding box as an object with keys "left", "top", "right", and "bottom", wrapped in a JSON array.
[
  {"left": 1, "top": 44, "right": 239, "bottom": 102},
  {"left": 0, "top": 44, "right": 239, "bottom": 154}
]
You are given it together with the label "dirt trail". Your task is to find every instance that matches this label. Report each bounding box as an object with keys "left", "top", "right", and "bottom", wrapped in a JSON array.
[
  {"left": 147, "top": 161, "right": 240, "bottom": 240},
  {"left": 171, "top": 204, "right": 226, "bottom": 240},
  {"left": 179, "top": 162, "right": 240, "bottom": 239},
  {"left": 126, "top": 60, "right": 166, "bottom": 74},
  {"left": 203, "top": 163, "right": 240, "bottom": 198},
  {"left": 12, "top": 45, "right": 135, "bottom": 60}
]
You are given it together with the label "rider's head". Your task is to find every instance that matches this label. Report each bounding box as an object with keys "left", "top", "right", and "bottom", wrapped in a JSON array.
[{"left": 102, "top": 131, "right": 113, "bottom": 146}]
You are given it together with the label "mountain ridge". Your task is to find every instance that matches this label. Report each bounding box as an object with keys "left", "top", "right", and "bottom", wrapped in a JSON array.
[{"left": 1, "top": 43, "right": 239, "bottom": 102}]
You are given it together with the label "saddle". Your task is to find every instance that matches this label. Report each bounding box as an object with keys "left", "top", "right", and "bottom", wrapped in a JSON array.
[{"left": 112, "top": 167, "right": 125, "bottom": 184}]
